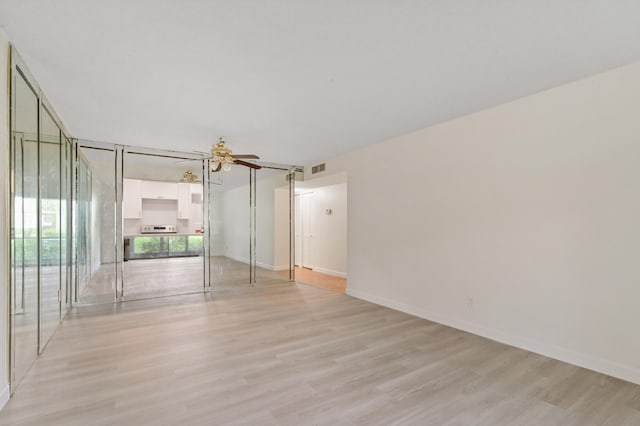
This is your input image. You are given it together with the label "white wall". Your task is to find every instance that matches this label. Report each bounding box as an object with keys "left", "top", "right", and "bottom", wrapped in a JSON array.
[
  {"left": 0, "top": 28, "right": 11, "bottom": 408},
  {"left": 209, "top": 191, "right": 225, "bottom": 256},
  {"left": 256, "top": 173, "right": 287, "bottom": 269},
  {"left": 221, "top": 184, "right": 250, "bottom": 263},
  {"left": 273, "top": 187, "right": 290, "bottom": 270},
  {"left": 310, "top": 62, "right": 640, "bottom": 385},
  {"left": 91, "top": 176, "right": 107, "bottom": 268}
]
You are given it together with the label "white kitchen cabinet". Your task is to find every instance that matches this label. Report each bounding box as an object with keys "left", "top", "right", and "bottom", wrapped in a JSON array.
[
  {"left": 190, "top": 183, "right": 203, "bottom": 196},
  {"left": 190, "top": 183, "right": 203, "bottom": 202},
  {"left": 141, "top": 180, "right": 178, "bottom": 200},
  {"left": 177, "top": 183, "right": 191, "bottom": 219},
  {"left": 123, "top": 179, "right": 142, "bottom": 219}
]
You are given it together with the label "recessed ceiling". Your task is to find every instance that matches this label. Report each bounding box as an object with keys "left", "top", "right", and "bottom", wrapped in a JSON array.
[{"left": 1, "top": 1, "right": 639, "bottom": 166}]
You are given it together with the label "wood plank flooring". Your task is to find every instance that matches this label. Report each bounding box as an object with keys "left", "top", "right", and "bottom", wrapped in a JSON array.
[
  {"left": 2, "top": 266, "right": 640, "bottom": 425},
  {"left": 281, "top": 266, "right": 347, "bottom": 294}
]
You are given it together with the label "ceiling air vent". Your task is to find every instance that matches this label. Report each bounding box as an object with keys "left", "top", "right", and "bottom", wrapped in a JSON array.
[{"left": 311, "top": 163, "right": 326, "bottom": 174}]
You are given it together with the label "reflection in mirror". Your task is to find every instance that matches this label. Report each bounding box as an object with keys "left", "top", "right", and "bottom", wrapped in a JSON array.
[
  {"left": 208, "top": 165, "right": 250, "bottom": 287},
  {"left": 62, "top": 135, "right": 72, "bottom": 314},
  {"left": 207, "top": 163, "right": 295, "bottom": 288},
  {"left": 121, "top": 152, "right": 205, "bottom": 300},
  {"left": 10, "top": 71, "right": 39, "bottom": 386},
  {"left": 75, "top": 146, "right": 117, "bottom": 304},
  {"left": 256, "top": 168, "right": 294, "bottom": 285},
  {"left": 74, "top": 154, "right": 92, "bottom": 302},
  {"left": 39, "top": 106, "right": 62, "bottom": 350}
]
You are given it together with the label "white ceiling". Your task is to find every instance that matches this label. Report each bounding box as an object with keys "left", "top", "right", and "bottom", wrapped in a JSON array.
[{"left": 1, "top": 1, "right": 639, "bottom": 167}]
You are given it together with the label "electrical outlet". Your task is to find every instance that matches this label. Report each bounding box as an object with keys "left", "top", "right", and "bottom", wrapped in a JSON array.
[{"left": 467, "top": 297, "right": 474, "bottom": 310}]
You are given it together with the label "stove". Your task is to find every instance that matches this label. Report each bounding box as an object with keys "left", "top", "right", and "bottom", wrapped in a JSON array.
[{"left": 141, "top": 225, "right": 177, "bottom": 234}]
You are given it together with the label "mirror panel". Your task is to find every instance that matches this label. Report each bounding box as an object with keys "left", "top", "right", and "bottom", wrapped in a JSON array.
[
  {"left": 255, "top": 168, "right": 294, "bottom": 285},
  {"left": 39, "top": 106, "right": 62, "bottom": 349},
  {"left": 10, "top": 70, "right": 39, "bottom": 386},
  {"left": 208, "top": 165, "right": 250, "bottom": 288},
  {"left": 75, "top": 146, "right": 117, "bottom": 304},
  {"left": 121, "top": 152, "right": 205, "bottom": 300}
]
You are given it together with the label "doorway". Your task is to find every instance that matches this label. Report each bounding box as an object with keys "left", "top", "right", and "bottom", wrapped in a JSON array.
[{"left": 293, "top": 173, "right": 347, "bottom": 293}]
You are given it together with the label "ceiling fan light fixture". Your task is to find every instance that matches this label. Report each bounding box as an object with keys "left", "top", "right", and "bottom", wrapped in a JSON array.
[
  {"left": 209, "top": 138, "right": 260, "bottom": 172},
  {"left": 212, "top": 138, "right": 232, "bottom": 157},
  {"left": 182, "top": 169, "right": 198, "bottom": 182}
]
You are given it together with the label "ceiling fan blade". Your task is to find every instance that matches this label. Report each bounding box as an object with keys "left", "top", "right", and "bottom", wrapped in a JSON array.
[
  {"left": 232, "top": 154, "right": 260, "bottom": 159},
  {"left": 234, "top": 159, "right": 262, "bottom": 170}
]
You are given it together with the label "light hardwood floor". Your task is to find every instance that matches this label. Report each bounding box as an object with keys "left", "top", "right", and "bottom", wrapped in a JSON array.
[
  {"left": 281, "top": 267, "right": 347, "bottom": 294},
  {"left": 78, "top": 257, "right": 207, "bottom": 304},
  {"left": 2, "top": 263, "right": 640, "bottom": 425}
]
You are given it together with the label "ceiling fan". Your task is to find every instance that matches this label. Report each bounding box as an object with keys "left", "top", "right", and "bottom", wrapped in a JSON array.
[{"left": 210, "top": 138, "right": 261, "bottom": 172}]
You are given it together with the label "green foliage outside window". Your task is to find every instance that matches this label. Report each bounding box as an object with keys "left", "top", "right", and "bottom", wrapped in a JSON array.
[
  {"left": 188, "top": 235, "right": 203, "bottom": 253},
  {"left": 12, "top": 227, "right": 62, "bottom": 265},
  {"left": 130, "top": 235, "right": 203, "bottom": 258},
  {"left": 169, "top": 236, "right": 186, "bottom": 253},
  {"left": 133, "top": 237, "right": 161, "bottom": 254}
]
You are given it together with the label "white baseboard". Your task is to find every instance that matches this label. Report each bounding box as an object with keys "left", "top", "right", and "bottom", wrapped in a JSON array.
[
  {"left": 224, "top": 255, "right": 279, "bottom": 272},
  {"left": 0, "top": 383, "right": 9, "bottom": 411},
  {"left": 346, "top": 288, "right": 640, "bottom": 386},
  {"left": 225, "top": 254, "right": 249, "bottom": 265},
  {"left": 256, "top": 261, "right": 275, "bottom": 271},
  {"left": 223, "top": 255, "right": 345, "bottom": 278},
  {"left": 308, "top": 266, "right": 347, "bottom": 279}
]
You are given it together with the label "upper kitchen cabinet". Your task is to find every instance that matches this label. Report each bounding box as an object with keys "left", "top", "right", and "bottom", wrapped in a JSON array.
[
  {"left": 190, "top": 183, "right": 203, "bottom": 197},
  {"left": 141, "top": 180, "right": 178, "bottom": 200},
  {"left": 123, "top": 179, "right": 142, "bottom": 219},
  {"left": 178, "top": 183, "right": 191, "bottom": 219},
  {"left": 178, "top": 183, "right": 203, "bottom": 219}
]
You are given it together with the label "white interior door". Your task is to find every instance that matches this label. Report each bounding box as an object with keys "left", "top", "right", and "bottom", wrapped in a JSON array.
[
  {"left": 295, "top": 194, "right": 302, "bottom": 266},
  {"left": 301, "top": 192, "right": 312, "bottom": 268}
]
